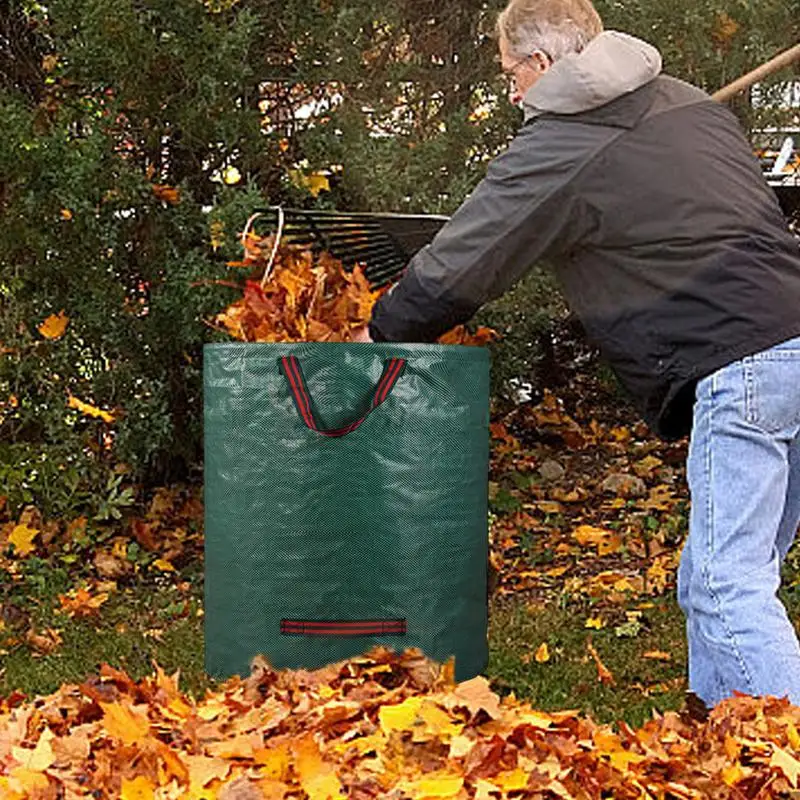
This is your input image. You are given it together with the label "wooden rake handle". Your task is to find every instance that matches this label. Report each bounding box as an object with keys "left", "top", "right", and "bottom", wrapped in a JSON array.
[{"left": 712, "top": 42, "right": 800, "bottom": 103}]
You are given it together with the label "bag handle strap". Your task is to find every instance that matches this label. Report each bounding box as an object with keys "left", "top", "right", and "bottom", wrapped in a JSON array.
[{"left": 280, "top": 355, "right": 406, "bottom": 438}]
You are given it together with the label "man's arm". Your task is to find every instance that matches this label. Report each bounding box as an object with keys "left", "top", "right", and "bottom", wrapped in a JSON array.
[{"left": 368, "top": 125, "right": 595, "bottom": 342}]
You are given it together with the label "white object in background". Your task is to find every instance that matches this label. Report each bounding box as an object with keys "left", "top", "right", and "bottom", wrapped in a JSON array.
[{"left": 771, "top": 136, "right": 795, "bottom": 174}]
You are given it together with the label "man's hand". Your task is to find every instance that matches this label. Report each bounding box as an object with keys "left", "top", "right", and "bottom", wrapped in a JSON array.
[{"left": 351, "top": 326, "right": 373, "bottom": 343}]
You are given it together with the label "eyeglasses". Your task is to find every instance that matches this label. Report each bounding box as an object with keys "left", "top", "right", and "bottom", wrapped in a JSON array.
[{"left": 500, "top": 50, "right": 553, "bottom": 86}]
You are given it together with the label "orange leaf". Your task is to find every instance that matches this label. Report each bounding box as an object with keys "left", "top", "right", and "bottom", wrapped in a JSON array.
[
  {"left": 534, "top": 642, "right": 551, "bottom": 663},
  {"left": 58, "top": 587, "right": 109, "bottom": 617},
  {"left": 38, "top": 310, "right": 69, "bottom": 339},
  {"left": 152, "top": 184, "right": 180, "bottom": 204},
  {"left": 587, "top": 639, "right": 615, "bottom": 686},
  {"left": 100, "top": 700, "right": 151, "bottom": 746},
  {"left": 121, "top": 775, "right": 155, "bottom": 800}
]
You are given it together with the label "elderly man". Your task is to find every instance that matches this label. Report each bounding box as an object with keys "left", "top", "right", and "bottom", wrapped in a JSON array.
[{"left": 356, "top": 0, "right": 800, "bottom": 711}]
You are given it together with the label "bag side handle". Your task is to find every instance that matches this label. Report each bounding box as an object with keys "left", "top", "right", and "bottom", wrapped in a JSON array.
[{"left": 280, "top": 355, "right": 405, "bottom": 437}]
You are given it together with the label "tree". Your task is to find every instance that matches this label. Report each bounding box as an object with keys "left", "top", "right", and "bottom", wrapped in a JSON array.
[{"left": 1, "top": 0, "right": 797, "bottom": 515}]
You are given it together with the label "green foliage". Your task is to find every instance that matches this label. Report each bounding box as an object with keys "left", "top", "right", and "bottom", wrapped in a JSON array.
[{"left": 1, "top": 0, "right": 797, "bottom": 517}]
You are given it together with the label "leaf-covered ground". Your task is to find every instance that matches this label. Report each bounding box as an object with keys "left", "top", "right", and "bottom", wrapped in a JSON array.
[
  {"left": 6, "top": 645, "right": 800, "bottom": 798},
  {"left": 5, "top": 365, "right": 800, "bottom": 796}
]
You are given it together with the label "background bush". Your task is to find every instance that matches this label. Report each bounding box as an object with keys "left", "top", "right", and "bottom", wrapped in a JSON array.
[{"left": 1, "top": 0, "right": 797, "bottom": 517}]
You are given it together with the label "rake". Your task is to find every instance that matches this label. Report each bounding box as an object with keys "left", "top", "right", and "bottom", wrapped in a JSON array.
[{"left": 246, "top": 206, "right": 449, "bottom": 288}]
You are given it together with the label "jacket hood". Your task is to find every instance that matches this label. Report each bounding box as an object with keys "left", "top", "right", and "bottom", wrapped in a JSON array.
[{"left": 522, "top": 31, "right": 662, "bottom": 121}]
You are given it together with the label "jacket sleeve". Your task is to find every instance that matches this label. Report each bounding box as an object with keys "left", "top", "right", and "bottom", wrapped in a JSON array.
[{"left": 369, "top": 123, "right": 595, "bottom": 342}]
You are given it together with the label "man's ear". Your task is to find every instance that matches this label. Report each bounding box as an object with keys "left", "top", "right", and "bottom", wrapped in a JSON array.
[{"left": 531, "top": 50, "right": 552, "bottom": 72}]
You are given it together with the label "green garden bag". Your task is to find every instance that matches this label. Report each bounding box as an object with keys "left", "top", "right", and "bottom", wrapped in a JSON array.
[{"left": 203, "top": 342, "right": 490, "bottom": 682}]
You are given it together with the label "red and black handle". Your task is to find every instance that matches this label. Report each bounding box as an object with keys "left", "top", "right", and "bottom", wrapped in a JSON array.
[
  {"left": 280, "top": 355, "right": 406, "bottom": 437},
  {"left": 280, "top": 618, "right": 407, "bottom": 636}
]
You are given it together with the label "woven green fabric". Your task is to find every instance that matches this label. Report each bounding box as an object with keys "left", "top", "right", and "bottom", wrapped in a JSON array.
[{"left": 203, "top": 342, "right": 490, "bottom": 681}]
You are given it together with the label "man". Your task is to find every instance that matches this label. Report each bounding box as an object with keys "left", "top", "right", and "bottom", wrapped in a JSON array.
[{"left": 355, "top": 0, "right": 800, "bottom": 710}]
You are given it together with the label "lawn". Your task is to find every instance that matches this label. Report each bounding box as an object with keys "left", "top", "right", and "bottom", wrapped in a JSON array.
[{"left": 4, "top": 377, "right": 800, "bottom": 730}]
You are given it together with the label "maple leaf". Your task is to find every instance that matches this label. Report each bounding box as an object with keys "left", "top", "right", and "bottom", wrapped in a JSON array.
[
  {"left": 11, "top": 727, "right": 56, "bottom": 772},
  {"left": 770, "top": 745, "right": 800, "bottom": 787},
  {"left": 38, "top": 310, "right": 69, "bottom": 339},
  {"left": 210, "top": 237, "right": 496, "bottom": 345},
  {"left": 8, "top": 523, "right": 39, "bottom": 556},
  {"left": 292, "top": 735, "right": 343, "bottom": 800},
  {"left": 58, "top": 587, "right": 110, "bottom": 617},
  {"left": 100, "top": 699, "right": 151, "bottom": 746}
]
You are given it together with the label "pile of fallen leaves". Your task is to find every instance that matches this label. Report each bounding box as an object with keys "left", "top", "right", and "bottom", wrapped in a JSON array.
[
  {"left": 4, "top": 646, "right": 800, "bottom": 799},
  {"left": 211, "top": 232, "right": 495, "bottom": 346}
]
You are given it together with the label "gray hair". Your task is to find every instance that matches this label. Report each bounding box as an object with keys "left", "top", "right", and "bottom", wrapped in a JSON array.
[{"left": 496, "top": 0, "right": 604, "bottom": 62}]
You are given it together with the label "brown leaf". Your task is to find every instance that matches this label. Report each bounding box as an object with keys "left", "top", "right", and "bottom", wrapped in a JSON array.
[
  {"left": 94, "top": 550, "right": 132, "bottom": 579},
  {"left": 25, "top": 627, "right": 63, "bottom": 654}
]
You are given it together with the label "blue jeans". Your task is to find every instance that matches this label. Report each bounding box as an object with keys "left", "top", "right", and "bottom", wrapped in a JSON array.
[{"left": 677, "top": 335, "right": 800, "bottom": 707}]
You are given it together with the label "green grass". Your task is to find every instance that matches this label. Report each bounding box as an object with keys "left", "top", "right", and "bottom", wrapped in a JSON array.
[
  {"left": 5, "top": 559, "right": 800, "bottom": 727},
  {"left": 487, "top": 595, "right": 688, "bottom": 727},
  {"left": 0, "top": 564, "right": 213, "bottom": 701}
]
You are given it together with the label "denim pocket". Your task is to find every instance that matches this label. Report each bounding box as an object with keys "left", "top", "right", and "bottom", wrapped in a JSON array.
[{"left": 744, "top": 339, "right": 800, "bottom": 434}]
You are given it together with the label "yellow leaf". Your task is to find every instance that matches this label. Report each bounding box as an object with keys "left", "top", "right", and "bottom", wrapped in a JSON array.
[
  {"left": 288, "top": 169, "right": 330, "bottom": 197},
  {"left": 197, "top": 699, "right": 226, "bottom": 721},
  {"left": 788, "top": 721, "right": 800, "bottom": 751},
  {"left": 534, "top": 642, "right": 550, "bottom": 663},
  {"left": 585, "top": 616, "right": 606, "bottom": 629},
  {"left": 378, "top": 696, "right": 423, "bottom": 733},
  {"left": 60, "top": 208, "right": 73, "bottom": 220},
  {"left": 38, "top": 311, "right": 69, "bottom": 339},
  {"left": 152, "top": 558, "right": 176, "bottom": 572},
  {"left": 771, "top": 745, "right": 800, "bottom": 787},
  {"left": 491, "top": 768, "right": 529, "bottom": 792},
  {"left": 722, "top": 763, "right": 744, "bottom": 787},
  {"left": 608, "top": 749, "right": 647, "bottom": 772},
  {"left": 0, "top": 777, "right": 25, "bottom": 800},
  {"left": 292, "top": 735, "right": 342, "bottom": 800},
  {"left": 414, "top": 701, "right": 463, "bottom": 742},
  {"left": 517, "top": 708, "right": 559, "bottom": 729},
  {"left": 121, "top": 776, "right": 155, "bottom": 800},
  {"left": 210, "top": 220, "right": 225, "bottom": 251},
  {"left": 11, "top": 728, "right": 56, "bottom": 772},
  {"left": 100, "top": 700, "right": 151, "bottom": 746},
  {"left": 67, "top": 395, "right": 115, "bottom": 423},
  {"left": 254, "top": 741, "right": 291, "bottom": 780},
  {"left": 573, "top": 524, "right": 623, "bottom": 556},
  {"left": 633, "top": 455, "right": 663, "bottom": 477},
  {"left": 402, "top": 774, "right": 464, "bottom": 798},
  {"left": 8, "top": 524, "right": 39, "bottom": 556},
  {"left": 7, "top": 767, "right": 49, "bottom": 794}
]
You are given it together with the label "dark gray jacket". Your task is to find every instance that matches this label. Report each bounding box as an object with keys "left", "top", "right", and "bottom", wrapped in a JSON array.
[{"left": 369, "top": 32, "right": 800, "bottom": 439}]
